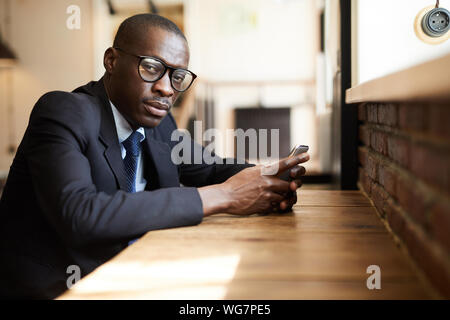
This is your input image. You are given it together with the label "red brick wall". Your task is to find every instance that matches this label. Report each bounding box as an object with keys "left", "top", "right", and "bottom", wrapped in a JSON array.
[{"left": 358, "top": 102, "right": 450, "bottom": 298}]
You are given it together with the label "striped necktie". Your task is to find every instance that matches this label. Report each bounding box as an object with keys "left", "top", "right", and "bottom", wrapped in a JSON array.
[
  {"left": 122, "top": 130, "right": 143, "bottom": 193},
  {"left": 122, "top": 131, "right": 143, "bottom": 246}
]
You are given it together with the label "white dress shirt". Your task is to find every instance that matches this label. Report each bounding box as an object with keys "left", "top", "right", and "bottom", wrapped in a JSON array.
[{"left": 109, "top": 101, "right": 147, "bottom": 192}]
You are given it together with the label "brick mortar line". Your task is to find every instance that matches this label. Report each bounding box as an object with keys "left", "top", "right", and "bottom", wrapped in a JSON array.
[
  {"left": 360, "top": 158, "right": 439, "bottom": 240},
  {"left": 360, "top": 145, "right": 450, "bottom": 205},
  {"left": 357, "top": 182, "right": 445, "bottom": 299},
  {"left": 360, "top": 122, "right": 450, "bottom": 151},
  {"left": 371, "top": 178, "right": 449, "bottom": 262}
]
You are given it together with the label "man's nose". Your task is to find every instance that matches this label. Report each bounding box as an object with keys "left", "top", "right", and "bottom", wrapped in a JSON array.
[{"left": 151, "top": 71, "right": 174, "bottom": 97}]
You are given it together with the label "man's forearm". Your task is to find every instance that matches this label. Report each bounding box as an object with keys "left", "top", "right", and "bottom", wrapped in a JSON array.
[
  {"left": 197, "top": 184, "right": 231, "bottom": 216},
  {"left": 209, "top": 162, "right": 255, "bottom": 185}
]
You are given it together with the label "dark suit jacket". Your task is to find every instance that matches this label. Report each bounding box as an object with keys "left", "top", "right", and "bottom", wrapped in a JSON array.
[{"left": 0, "top": 79, "right": 252, "bottom": 299}]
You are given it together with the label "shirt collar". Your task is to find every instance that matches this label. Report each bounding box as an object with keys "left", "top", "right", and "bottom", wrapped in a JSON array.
[{"left": 109, "top": 101, "right": 146, "bottom": 144}]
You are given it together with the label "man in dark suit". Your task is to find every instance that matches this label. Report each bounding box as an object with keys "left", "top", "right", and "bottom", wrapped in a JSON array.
[{"left": 0, "top": 14, "right": 309, "bottom": 299}]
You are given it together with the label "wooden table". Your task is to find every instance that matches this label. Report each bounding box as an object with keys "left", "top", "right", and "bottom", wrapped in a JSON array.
[{"left": 58, "top": 190, "right": 435, "bottom": 299}]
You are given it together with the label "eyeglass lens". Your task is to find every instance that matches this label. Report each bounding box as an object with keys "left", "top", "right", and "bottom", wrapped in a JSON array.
[{"left": 138, "top": 57, "right": 194, "bottom": 92}]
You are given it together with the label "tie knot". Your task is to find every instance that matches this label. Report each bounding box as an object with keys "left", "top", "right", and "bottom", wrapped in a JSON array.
[{"left": 122, "top": 131, "right": 143, "bottom": 157}]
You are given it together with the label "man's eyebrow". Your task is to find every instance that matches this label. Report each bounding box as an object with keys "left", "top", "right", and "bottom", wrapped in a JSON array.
[{"left": 145, "top": 54, "right": 187, "bottom": 69}]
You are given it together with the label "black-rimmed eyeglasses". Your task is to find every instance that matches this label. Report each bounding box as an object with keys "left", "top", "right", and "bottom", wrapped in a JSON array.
[{"left": 114, "top": 47, "right": 197, "bottom": 92}]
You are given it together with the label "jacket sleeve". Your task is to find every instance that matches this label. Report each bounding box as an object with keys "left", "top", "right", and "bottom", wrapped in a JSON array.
[
  {"left": 179, "top": 140, "right": 255, "bottom": 186},
  {"left": 165, "top": 114, "right": 255, "bottom": 187},
  {"left": 25, "top": 92, "right": 203, "bottom": 248}
]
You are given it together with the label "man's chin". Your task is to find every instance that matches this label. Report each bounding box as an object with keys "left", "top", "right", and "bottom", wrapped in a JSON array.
[{"left": 140, "top": 114, "right": 165, "bottom": 129}]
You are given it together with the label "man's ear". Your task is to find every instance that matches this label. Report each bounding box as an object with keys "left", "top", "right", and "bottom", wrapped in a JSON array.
[{"left": 103, "top": 47, "right": 117, "bottom": 74}]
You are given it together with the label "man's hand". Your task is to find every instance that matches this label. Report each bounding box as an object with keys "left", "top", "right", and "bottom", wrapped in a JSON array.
[
  {"left": 276, "top": 164, "right": 307, "bottom": 212},
  {"left": 198, "top": 153, "right": 310, "bottom": 216}
]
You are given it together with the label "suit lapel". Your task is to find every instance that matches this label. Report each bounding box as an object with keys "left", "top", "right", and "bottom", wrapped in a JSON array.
[
  {"left": 77, "top": 78, "right": 180, "bottom": 191},
  {"left": 93, "top": 80, "right": 128, "bottom": 191},
  {"left": 143, "top": 129, "right": 180, "bottom": 188},
  {"left": 99, "top": 120, "right": 128, "bottom": 191}
]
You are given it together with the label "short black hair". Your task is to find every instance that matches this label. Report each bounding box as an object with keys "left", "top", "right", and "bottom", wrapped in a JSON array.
[{"left": 113, "top": 13, "right": 186, "bottom": 49}]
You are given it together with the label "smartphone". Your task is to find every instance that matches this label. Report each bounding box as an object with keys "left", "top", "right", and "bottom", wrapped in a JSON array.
[
  {"left": 287, "top": 144, "right": 309, "bottom": 158},
  {"left": 279, "top": 144, "right": 309, "bottom": 181}
]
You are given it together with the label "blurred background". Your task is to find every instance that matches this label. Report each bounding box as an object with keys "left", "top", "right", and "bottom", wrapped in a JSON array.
[
  {"left": 1, "top": 0, "right": 450, "bottom": 299},
  {"left": 0, "top": 0, "right": 449, "bottom": 187}
]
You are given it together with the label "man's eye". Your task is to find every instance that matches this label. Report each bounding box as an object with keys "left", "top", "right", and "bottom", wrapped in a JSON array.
[
  {"left": 142, "top": 64, "right": 159, "bottom": 73},
  {"left": 172, "top": 73, "right": 186, "bottom": 83},
  {"left": 173, "top": 76, "right": 185, "bottom": 83}
]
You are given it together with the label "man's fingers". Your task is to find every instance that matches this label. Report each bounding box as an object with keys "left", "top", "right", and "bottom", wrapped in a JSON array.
[
  {"left": 266, "top": 178, "right": 291, "bottom": 193},
  {"left": 290, "top": 165, "right": 306, "bottom": 178},
  {"left": 290, "top": 179, "right": 303, "bottom": 191},
  {"left": 265, "top": 192, "right": 284, "bottom": 203},
  {"left": 280, "top": 193, "right": 298, "bottom": 210},
  {"left": 276, "top": 153, "right": 310, "bottom": 175},
  {"left": 261, "top": 153, "right": 310, "bottom": 176}
]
